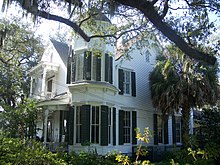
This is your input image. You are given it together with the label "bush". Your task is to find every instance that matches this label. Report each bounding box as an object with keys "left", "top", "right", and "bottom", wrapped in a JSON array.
[{"left": 0, "top": 134, "right": 65, "bottom": 165}]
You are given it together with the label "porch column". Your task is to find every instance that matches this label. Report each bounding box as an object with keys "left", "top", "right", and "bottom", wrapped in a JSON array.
[
  {"left": 41, "top": 69, "right": 47, "bottom": 98},
  {"left": 44, "top": 109, "right": 49, "bottom": 143}
]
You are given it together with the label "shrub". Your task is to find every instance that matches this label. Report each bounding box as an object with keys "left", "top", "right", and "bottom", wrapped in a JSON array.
[{"left": 0, "top": 134, "right": 66, "bottom": 165}]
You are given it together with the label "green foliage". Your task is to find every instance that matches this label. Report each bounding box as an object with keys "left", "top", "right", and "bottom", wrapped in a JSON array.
[
  {"left": 166, "top": 148, "right": 215, "bottom": 165},
  {"left": 0, "top": 17, "right": 44, "bottom": 107},
  {"left": 0, "top": 134, "right": 65, "bottom": 165},
  {"left": 149, "top": 45, "right": 219, "bottom": 147},
  {"left": 0, "top": 99, "right": 41, "bottom": 138},
  {"left": 194, "top": 106, "right": 220, "bottom": 162}
]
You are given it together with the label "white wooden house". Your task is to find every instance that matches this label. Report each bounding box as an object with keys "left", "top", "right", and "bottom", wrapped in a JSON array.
[{"left": 29, "top": 15, "right": 193, "bottom": 156}]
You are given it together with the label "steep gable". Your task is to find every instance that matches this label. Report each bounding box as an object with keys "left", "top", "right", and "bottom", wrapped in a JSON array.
[{"left": 50, "top": 39, "right": 70, "bottom": 67}]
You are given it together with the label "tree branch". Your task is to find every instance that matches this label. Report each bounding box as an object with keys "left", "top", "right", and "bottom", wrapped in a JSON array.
[
  {"left": 160, "top": 0, "right": 169, "bottom": 19},
  {"left": 25, "top": 8, "right": 91, "bottom": 42},
  {"left": 114, "top": 0, "right": 217, "bottom": 65}
]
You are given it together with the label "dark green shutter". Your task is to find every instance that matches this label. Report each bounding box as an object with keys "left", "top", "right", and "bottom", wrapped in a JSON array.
[
  {"left": 81, "top": 105, "right": 90, "bottom": 144},
  {"left": 105, "top": 54, "right": 109, "bottom": 82},
  {"left": 109, "top": 56, "right": 113, "bottom": 84},
  {"left": 154, "top": 114, "right": 158, "bottom": 145},
  {"left": 101, "top": 105, "right": 108, "bottom": 146},
  {"left": 164, "top": 117, "right": 169, "bottom": 144},
  {"left": 119, "top": 110, "right": 124, "bottom": 145},
  {"left": 83, "top": 51, "right": 91, "bottom": 80},
  {"left": 95, "top": 56, "right": 101, "bottom": 81},
  {"left": 59, "top": 111, "right": 63, "bottom": 142},
  {"left": 71, "top": 52, "right": 76, "bottom": 82},
  {"left": 131, "top": 72, "right": 136, "bottom": 97},
  {"left": 105, "top": 54, "right": 113, "bottom": 84},
  {"left": 181, "top": 116, "right": 183, "bottom": 143},
  {"left": 132, "top": 111, "right": 137, "bottom": 144},
  {"left": 113, "top": 108, "right": 116, "bottom": 145},
  {"left": 172, "top": 116, "right": 176, "bottom": 144},
  {"left": 66, "top": 57, "right": 71, "bottom": 84},
  {"left": 118, "top": 69, "right": 124, "bottom": 95},
  {"left": 68, "top": 106, "right": 74, "bottom": 145}
]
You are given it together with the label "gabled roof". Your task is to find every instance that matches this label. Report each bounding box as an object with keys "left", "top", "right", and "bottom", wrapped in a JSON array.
[{"left": 50, "top": 39, "right": 70, "bottom": 66}]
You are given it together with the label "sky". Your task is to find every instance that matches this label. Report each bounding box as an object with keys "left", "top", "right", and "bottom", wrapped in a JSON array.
[{"left": 0, "top": 1, "right": 219, "bottom": 45}]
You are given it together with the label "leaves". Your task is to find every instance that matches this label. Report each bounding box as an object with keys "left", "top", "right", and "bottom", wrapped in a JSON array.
[{"left": 0, "top": 18, "right": 44, "bottom": 107}]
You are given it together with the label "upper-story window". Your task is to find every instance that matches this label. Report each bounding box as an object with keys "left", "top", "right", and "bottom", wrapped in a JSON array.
[
  {"left": 70, "top": 51, "right": 113, "bottom": 83},
  {"left": 47, "top": 79, "right": 53, "bottom": 92},
  {"left": 118, "top": 69, "right": 136, "bottom": 97},
  {"left": 123, "top": 70, "right": 131, "bottom": 95}
]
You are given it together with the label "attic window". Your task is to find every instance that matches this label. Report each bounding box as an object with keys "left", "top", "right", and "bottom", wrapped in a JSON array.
[
  {"left": 145, "top": 50, "right": 151, "bottom": 62},
  {"left": 50, "top": 53, "right": 53, "bottom": 62}
]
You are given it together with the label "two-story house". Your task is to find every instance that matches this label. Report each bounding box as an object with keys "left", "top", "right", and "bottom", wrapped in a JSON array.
[{"left": 29, "top": 15, "right": 193, "bottom": 156}]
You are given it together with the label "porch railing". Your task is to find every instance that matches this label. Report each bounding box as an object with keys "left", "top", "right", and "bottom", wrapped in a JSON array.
[{"left": 44, "top": 142, "right": 68, "bottom": 152}]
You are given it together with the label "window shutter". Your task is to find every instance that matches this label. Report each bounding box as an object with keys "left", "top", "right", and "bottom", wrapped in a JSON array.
[
  {"left": 113, "top": 108, "right": 116, "bottom": 145},
  {"left": 59, "top": 111, "right": 63, "bottom": 142},
  {"left": 100, "top": 105, "right": 108, "bottom": 146},
  {"left": 172, "top": 116, "right": 176, "bottom": 144},
  {"left": 109, "top": 56, "right": 113, "bottom": 84},
  {"left": 164, "top": 117, "right": 169, "bottom": 144},
  {"left": 95, "top": 56, "right": 101, "bottom": 81},
  {"left": 105, "top": 54, "right": 113, "bottom": 84},
  {"left": 154, "top": 114, "right": 158, "bottom": 145},
  {"left": 131, "top": 72, "right": 136, "bottom": 97},
  {"left": 119, "top": 110, "right": 124, "bottom": 145},
  {"left": 132, "top": 111, "right": 137, "bottom": 144},
  {"left": 81, "top": 105, "right": 90, "bottom": 144},
  {"left": 71, "top": 52, "right": 76, "bottom": 82},
  {"left": 181, "top": 116, "right": 183, "bottom": 143},
  {"left": 83, "top": 51, "right": 91, "bottom": 80},
  {"left": 105, "top": 54, "right": 109, "bottom": 82},
  {"left": 118, "top": 69, "right": 124, "bottom": 95},
  {"left": 68, "top": 106, "right": 74, "bottom": 145},
  {"left": 66, "top": 57, "right": 71, "bottom": 84}
]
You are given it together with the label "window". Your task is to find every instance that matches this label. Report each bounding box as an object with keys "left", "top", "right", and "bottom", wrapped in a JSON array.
[
  {"left": 175, "top": 116, "right": 182, "bottom": 143},
  {"left": 123, "top": 71, "right": 131, "bottom": 95},
  {"left": 76, "top": 54, "right": 84, "bottom": 81},
  {"left": 157, "top": 115, "right": 163, "bottom": 143},
  {"left": 124, "top": 111, "right": 131, "bottom": 143},
  {"left": 47, "top": 80, "right": 53, "bottom": 92},
  {"left": 154, "top": 114, "right": 169, "bottom": 145},
  {"left": 71, "top": 51, "right": 112, "bottom": 83},
  {"left": 60, "top": 111, "right": 68, "bottom": 142},
  {"left": 74, "top": 105, "right": 114, "bottom": 145},
  {"left": 118, "top": 69, "right": 136, "bottom": 96},
  {"left": 47, "top": 119, "right": 52, "bottom": 142},
  {"left": 91, "top": 106, "right": 100, "bottom": 144},
  {"left": 75, "top": 106, "right": 81, "bottom": 143},
  {"left": 119, "top": 110, "right": 137, "bottom": 145},
  {"left": 145, "top": 50, "right": 151, "bottom": 62}
]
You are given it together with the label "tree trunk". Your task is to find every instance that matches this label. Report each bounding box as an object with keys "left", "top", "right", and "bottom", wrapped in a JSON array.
[{"left": 182, "top": 101, "right": 190, "bottom": 148}]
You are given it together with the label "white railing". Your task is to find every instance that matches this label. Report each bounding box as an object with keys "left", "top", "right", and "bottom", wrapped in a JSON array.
[{"left": 45, "top": 92, "right": 55, "bottom": 99}]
